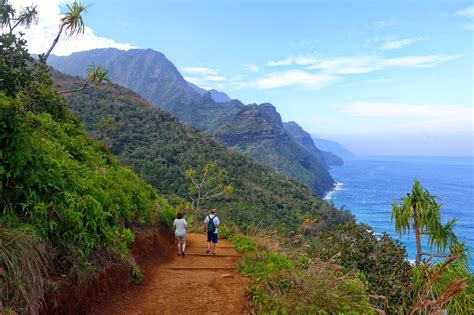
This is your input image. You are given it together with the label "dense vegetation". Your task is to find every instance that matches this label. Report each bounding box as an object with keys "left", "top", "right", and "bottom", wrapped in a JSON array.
[
  {"left": 55, "top": 71, "right": 352, "bottom": 232},
  {"left": 0, "top": 24, "right": 174, "bottom": 313},
  {"left": 2, "top": 2, "right": 471, "bottom": 314},
  {"left": 47, "top": 48, "right": 336, "bottom": 196}
]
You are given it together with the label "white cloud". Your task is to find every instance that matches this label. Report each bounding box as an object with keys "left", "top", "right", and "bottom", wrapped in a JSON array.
[
  {"left": 181, "top": 67, "right": 218, "bottom": 76},
  {"left": 379, "top": 37, "right": 427, "bottom": 50},
  {"left": 329, "top": 102, "right": 473, "bottom": 135},
  {"left": 267, "top": 54, "right": 461, "bottom": 74},
  {"left": 256, "top": 70, "right": 339, "bottom": 90},
  {"left": 5, "top": 0, "right": 136, "bottom": 56},
  {"left": 341, "top": 79, "right": 391, "bottom": 87},
  {"left": 453, "top": 6, "right": 474, "bottom": 18},
  {"left": 182, "top": 67, "right": 251, "bottom": 91},
  {"left": 267, "top": 56, "right": 294, "bottom": 66},
  {"left": 380, "top": 54, "right": 461, "bottom": 68},
  {"left": 181, "top": 67, "right": 226, "bottom": 83},
  {"left": 246, "top": 64, "right": 260, "bottom": 72},
  {"left": 336, "top": 102, "right": 472, "bottom": 118},
  {"left": 366, "top": 19, "right": 397, "bottom": 31}
]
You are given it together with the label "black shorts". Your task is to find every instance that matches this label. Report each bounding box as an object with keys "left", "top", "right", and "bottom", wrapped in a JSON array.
[{"left": 207, "top": 231, "right": 218, "bottom": 243}]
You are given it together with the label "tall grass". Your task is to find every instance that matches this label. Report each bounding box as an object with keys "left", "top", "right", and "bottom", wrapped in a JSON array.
[{"left": 0, "top": 225, "right": 49, "bottom": 314}]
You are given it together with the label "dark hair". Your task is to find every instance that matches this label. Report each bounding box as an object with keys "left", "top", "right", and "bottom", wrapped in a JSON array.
[
  {"left": 177, "top": 212, "right": 183, "bottom": 219},
  {"left": 210, "top": 209, "right": 216, "bottom": 214}
]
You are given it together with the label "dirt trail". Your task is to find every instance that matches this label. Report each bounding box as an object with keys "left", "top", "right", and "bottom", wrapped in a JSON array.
[{"left": 89, "top": 233, "right": 250, "bottom": 315}]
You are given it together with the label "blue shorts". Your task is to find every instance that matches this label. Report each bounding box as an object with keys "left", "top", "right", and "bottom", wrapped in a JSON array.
[{"left": 207, "top": 231, "right": 218, "bottom": 243}]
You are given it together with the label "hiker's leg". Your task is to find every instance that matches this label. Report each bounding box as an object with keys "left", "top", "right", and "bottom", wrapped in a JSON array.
[
  {"left": 211, "top": 233, "right": 218, "bottom": 254},
  {"left": 176, "top": 243, "right": 181, "bottom": 254},
  {"left": 206, "top": 232, "right": 212, "bottom": 253},
  {"left": 182, "top": 238, "right": 186, "bottom": 253}
]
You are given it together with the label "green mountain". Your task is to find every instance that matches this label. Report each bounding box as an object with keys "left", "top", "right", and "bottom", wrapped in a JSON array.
[
  {"left": 53, "top": 70, "right": 352, "bottom": 230},
  {"left": 215, "top": 104, "right": 335, "bottom": 195},
  {"left": 283, "top": 121, "right": 343, "bottom": 167},
  {"left": 48, "top": 48, "right": 201, "bottom": 106},
  {"left": 47, "top": 48, "right": 335, "bottom": 196}
]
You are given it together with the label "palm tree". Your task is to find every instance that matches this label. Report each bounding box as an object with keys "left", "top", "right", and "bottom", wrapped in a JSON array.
[
  {"left": 391, "top": 179, "right": 459, "bottom": 264},
  {"left": 44, "top": 1, "right": 88, "bottom": 60}
]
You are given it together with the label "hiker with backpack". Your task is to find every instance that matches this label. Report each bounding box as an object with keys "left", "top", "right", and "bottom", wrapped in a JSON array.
[
  {"left": 203, "top": 209, "right": 220, "bottom": 255},
  {"left": 174, "top": 210, "right": 187, "bottom": 257}
]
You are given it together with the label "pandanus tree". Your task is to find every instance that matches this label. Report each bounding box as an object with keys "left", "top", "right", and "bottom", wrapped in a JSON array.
[
  {"left": 60, "top": 62, "right": 111, "bottom": 94},
  {"left": 44, "top": 1, "right": 88, "bottom": 61},
  {"left": 0, "top": 0, "right": 38, "bottom": 34},
  {"left": 391, "top": 179, "right": 460, "bottom": 265}
]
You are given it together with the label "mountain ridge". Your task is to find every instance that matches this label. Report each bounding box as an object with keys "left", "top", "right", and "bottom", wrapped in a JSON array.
[{"left": 48, "top": 48, "right": 335, "bottom": 195}]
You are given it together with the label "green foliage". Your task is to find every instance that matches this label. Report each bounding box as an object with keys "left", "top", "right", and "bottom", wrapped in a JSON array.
[
  {"left": 392, "top": 179, "right": 459, "bottom": 263},
  {"left": 411, "top": 258, "right": 474, "bottom": 314},
  {"left": 249, "top": 259, "right": 374, "bottom": 314},
  {"left": 57, "top": 73, "right": 353, "bottom": 234},
  {"left": 0, "top": 29, "right": 173, "bottom": 311},
  {"left": 229, "top": 234, "right": 257, "bottom": 253},
  {"left": 318, "top": 221, "right": 412, "bottom": 313},
  {"left": 0, "top": 224, "right": 49, "bottom": 314},
  {"left": 0, "top": 1, "right": 38, "bottom": 34},
  {"left": 239, "top": 251, "right": 291, "bottom": 278},
  {"left": 0, "top": 33, "right": 34, "bottom": 97},
  {"left": 1, "top": 93, "right": 171, "bottom": 271}
]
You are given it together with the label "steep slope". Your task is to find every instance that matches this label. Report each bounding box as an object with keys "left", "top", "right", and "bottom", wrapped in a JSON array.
[
  {"left": 216, "top": 105, "right": 335, "bottom": 195},
  {"left": 283, "top": 121, "right": 343, "bottom": 167},
  {"left": 48, "top": 48, "right": 335, "bottom": 195},
  {"left": 313, "top": 138, "right": 355, "bottom": 158},
  {"left": 48, "top": 48, "right": 200, "bottom": 106},
  {"left": 54, "top": 71, "right": 352, "bottom": 230}
]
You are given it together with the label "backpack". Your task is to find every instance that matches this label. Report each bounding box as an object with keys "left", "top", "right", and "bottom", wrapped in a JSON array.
[{"left": 207, "top": 215, "right": 216, "bottom": 233}]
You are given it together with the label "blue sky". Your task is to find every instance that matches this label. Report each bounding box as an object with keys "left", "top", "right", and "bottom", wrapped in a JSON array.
[{"left": 9, "top": 0, "right": 474, "bottom": 156}]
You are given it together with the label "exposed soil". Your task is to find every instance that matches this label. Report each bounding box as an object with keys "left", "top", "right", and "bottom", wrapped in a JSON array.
[
  {"left": 88, "top": 233, "right": 250, "bottom": 315},
  {"left": 41, "top": 227, "right": 175, "bottom": 315},
  {"left": 43, "top": 230, "right": 250, "bottom": 314}
]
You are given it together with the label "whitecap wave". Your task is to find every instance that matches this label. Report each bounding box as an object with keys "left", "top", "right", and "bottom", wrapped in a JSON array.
[{"left": 324, "top": 182, "right": 344, "bottom": 201}]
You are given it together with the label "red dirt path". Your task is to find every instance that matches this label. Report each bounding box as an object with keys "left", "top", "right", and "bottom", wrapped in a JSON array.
[{"left": 88, "top": 233, "right": 250, "bottom": 315}]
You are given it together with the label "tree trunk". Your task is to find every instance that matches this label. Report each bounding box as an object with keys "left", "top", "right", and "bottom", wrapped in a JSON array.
[
  {"left": 414, "top": 206, "right": 422, "bottom": 264},
  {"left": 44, "top": 23, "right": 64, "bottom": 61}
]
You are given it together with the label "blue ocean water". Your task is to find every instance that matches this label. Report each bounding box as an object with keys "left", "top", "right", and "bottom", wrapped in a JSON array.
[{"left": 326, "top": 156, "right": 474, "bottom": 271}]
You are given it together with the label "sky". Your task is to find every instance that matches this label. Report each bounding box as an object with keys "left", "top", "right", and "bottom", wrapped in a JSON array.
[{"left": 6, "top": 0, "right": 474, "bottom": 156}]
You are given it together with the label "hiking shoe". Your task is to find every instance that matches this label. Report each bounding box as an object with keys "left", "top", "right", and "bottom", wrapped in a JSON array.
[
  {"left": 182, "top": 252, "right": 185, "bottom": 257},
  {"left": 206, "top": 250, "right": 210, "bottom": 254},
  {"left": 211, "top": 252, "right": 216, "bottom": 256},
  {"left": 178, "top": 253, "right": 181, "bottom": 256}
]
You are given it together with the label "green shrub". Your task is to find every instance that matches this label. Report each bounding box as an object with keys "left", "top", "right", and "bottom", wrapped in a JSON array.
[
  {"left": 318, "top": 221, "right": 412, "bottom": 312},
  {"left": 411, "top": 259, "right": 474, "bottom": 314},
  {"left": 230, "top": 234, "right": 257, "bottom": 253},
  {"left": 239, "top": 251, "right": 291, "bottom": 278},
  {"left": 0, "top": 93, "right": 170, "bottom": 274},
  {"left": 250, "top": 259, "right": 375, "bottom": 314}
]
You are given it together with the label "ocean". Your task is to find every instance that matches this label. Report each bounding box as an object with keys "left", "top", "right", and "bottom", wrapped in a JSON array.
[{"left": 325, "top": 156, "right": 474, "bottom": 271}]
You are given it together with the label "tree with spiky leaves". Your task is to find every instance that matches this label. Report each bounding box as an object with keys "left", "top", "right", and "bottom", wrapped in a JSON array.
[
  {"left": 44, "top": 1, "right": 88, "bottom": 61},
  {"left": 391, "top": 179, "right": 460, "bottom": 265},
  {"left": 0, "top": 0, "right": 38, "bottom": 34},
  {"left": 60, "top": 62, "right": 111, "bottom": 94}
]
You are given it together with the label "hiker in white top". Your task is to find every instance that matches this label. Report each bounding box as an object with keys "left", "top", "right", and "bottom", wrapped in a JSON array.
[
  {"left": 173, "top": 210, "right": 187, "bottom": 257},
  {"left": 203, "top": 209, "right": 220, "bottom": 255}
]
